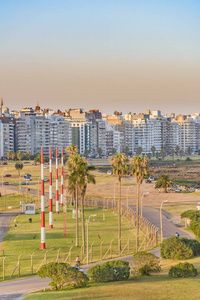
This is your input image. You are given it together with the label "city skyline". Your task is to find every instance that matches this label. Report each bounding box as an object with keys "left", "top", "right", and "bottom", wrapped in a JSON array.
[{"left": 1, "top": 0, "right": 200, "bottom": 114}]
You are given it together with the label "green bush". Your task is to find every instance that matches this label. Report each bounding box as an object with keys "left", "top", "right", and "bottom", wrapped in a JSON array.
[
  {"left": 169, "top": 262, "right": 198, "bottom": 278},
  {"left": 38, "top": 263, "right": 89, "bottom": 290},
  {"left": 88, "top": 260, "right": 130, "bottom": 283},
  {"left": 181, "top": 210, "right": 200, "bottom": 239},
  {"left": 181, "top": 238, "right": 200, "bottom": 256},
  {"left": 161, "top": 237, "right": 193, "bottom": 260},
  {"left": 131, "top": 251, "right": 161, "bottom": 275}
]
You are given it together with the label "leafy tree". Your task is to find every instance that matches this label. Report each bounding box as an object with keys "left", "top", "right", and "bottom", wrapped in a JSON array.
[
  {"left": 155, "top": 174, "right": 172, "bottom": 193},
  {"left": 66, "top": 145, "right": 78, "bottom": 156},
  {"left": 84, "top": 149, "right": 89, "bottom": 159},
  {"left": 187, "top": 146, "right": 192, "bottom": 155},
  {"left": 124, "top": 146, "right": 129, "bottom": 156},
  {"left": 97, "top": 147, "right": 102, "bottom": 158},
  {"left": 11, "top": 151, "right": 16, "bottom": 160},
  {"left": 175, "top": 145, "right": 180, "bottom": 156},
  {"left": 63, "top": 154, "right": 68, "bottom": 165},
  {"left": 136, "top": 147, "right": 143, "bottom": 156},
  {"left": 179, "top": 149, "right": 183, "bottom": 159},
  {"left": 111, "top": 148, "right": 116, "bottom": 155},
  {"left": 155, "top": 152, "right": 160, "bottom": 160},
  {"left": 17, "top": 151, "right": 24, "bottom": 161},
  {"left": 130, "top": 156, "right": 149, "bottom": 251},
  {"left": 38, "top": 263, "right": 89, "bottom": 289},
  {"left": 26, "top": 151, "right": 31, "bottom": 160},
  {"left": 131, "top": 251, "right": 161, "bottom": 276},
  {"left": 34, "top": 153, "right": 41, "bottom": 163},
  {"left": 6, "top": 151, "right": 11, "bottom": 160},
  {"left": 15, "top": 162, "right": 23, "bottom": 176},
  {"left": 151, "top": 146, "right": 156, "bottom": 157},
  {"left": 171, "top": 149, "right": 175, "bottom": 159},
  {"left": 110, "top": 153, "right": 129, "bottom": 252}
]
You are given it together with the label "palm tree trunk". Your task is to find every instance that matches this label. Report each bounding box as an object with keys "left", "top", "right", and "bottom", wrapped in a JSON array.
[
  {"left": 118, "top": 178, "right": 121, "bottom": 253},
  {"left": 81, "top": 193, "right": 86, "bottom": 254},
  {"left": 136, "top": 182, "right": 140, "bottom": 252},
  {"left": 76, "top": 182, "right": 79, "bottom": 247}
]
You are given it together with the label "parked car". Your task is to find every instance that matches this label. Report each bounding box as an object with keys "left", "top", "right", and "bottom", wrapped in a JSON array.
[
  {"left": 44, "top": 179, "right": 49, "bottom": 182},
  {"left": 24, "top": 161, "right": 30, "bottom": 164},
  {"left": 3, "top": 162, "right": 7, "bottom": 165},
  {"left": 21, "top": 181, "right": 29, "bottom": 185},
  {"left": 44, "top": 165, "right": 49, "bottom": 169},
  {"left": 4, "top": 174, "right": 11, "bottom": 177},
  {"left": 3, "top": 182, "right": 9, "bottom": 185},
  {"left": 174, "top": 188, "right": 182, "bottom": 193},
  {"left": 25, "top": 173, "right": 32, "bottom": 177},
  {"left": 146, "top": 179, "right": 151, "bottom": 183},
  {"left": 24, "top": 176, "right": 32, "bottom": 181},
  {"left": 148, "top": 176, "right": 155, "bottom": 181}
]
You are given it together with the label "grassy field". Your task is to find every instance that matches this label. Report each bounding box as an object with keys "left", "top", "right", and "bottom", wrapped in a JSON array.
[
  {"left": 0, "top": 206, "right": 140, "bottom": 281},
  {"left": 24, "top": 275, "right": 200, "bottom": 300},
  {"left": 0, "top": 193, "right": 38, "bottom": 211}
]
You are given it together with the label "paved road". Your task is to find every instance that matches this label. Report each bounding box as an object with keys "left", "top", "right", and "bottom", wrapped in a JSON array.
[{"left": 130, "top": 205, "right": 195, "bottom": 239}]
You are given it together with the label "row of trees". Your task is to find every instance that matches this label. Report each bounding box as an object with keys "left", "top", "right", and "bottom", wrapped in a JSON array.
[
  {"left": 136, "top": 145, "right": 192, "bottom": 159},
  {"left": 6, "top": 151, "right": 32, "bottom": 161},
  {"left": 66, "top": 145, "right": 149, "bottom": 253}
]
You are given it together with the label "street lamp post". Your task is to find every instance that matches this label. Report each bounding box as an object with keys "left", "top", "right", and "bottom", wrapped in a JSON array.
[
  {"left": 126, "top": 185, "right": 134, "bottom": 212},
  {"left": 160, "top": 200, "right": 168, "bottom": 243},
  {"left": 113, "top": 181, "right": 118, "bottom": 209},
  {"left": 141, "top": 192, "right": 149, "bottom": 218},
  {"left": 87, "top": 214, "right": 97, "bottom": 265}
]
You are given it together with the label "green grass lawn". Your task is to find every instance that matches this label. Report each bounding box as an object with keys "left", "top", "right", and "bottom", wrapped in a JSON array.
[
  {"left": 0, "top": 206, "right": 140, "bottom": 281},
  {"left": 24, "top": 275, "right": 200, "bottom": 300},
  {"left": 0, "top": 193, "right": 37, "bottom": 211}
]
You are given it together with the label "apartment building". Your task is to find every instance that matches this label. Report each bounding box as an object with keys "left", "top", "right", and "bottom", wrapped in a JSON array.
[{"left": 0, "top": 117, "right": 15, "bottom": 157}]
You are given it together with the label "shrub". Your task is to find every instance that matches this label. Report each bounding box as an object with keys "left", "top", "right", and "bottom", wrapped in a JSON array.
[
  {"left": 169, "top": 262, "right": 198, "bottom": 278},
  {"left": 181, "top": 210, "right": 200, "bottom": 239},
  {"left": 38, "top": 263, "right": 89, "bottom": 290},
  {"left": 161, "top": 237, "right": 193, "bottom": 260},
  {"left": 181, "top": 238, "right": 200, "bottom": 256},
  {"left": 88, "top": 260, "right": 130, "bottom": 283},
  {"left": 131, "top": 251, "right": 161, "bottom": 275}
]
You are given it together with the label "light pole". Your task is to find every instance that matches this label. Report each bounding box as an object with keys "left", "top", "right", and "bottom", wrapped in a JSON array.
[
  {"left": 160, "top": 200, "right": 168, "bottom": 243},
  {"left": 86, "top": 214, "right": 97, "bottom": 265},
  {"left": 114, "top": 181, "right": 118, "bottom": 209},
  {"left": 126, "top": 185, "right": 134, "bottom": 211},
  {"left": 141, "top": 192, "right": 149, "bottom": 218}
]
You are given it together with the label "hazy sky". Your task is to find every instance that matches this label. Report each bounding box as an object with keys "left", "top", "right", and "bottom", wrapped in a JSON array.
[{"left": 0, "top": 0, "right": 200, "bottom": 115}]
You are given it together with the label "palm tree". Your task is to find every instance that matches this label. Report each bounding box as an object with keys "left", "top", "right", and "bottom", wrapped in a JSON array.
[
  {"left": 124, "top": 146, "right": 129, "bottom": 156},
  {"left": 147, "top": 153, "right": 152, "bottom": 160},
  {"left": 15, "top": 162, "right": 23, "bottom": 176},
  {"left": 171, "top": 149, "right": 175, "bottom": 159},
  {"left": 136, "top": 147, "right": 143, "bottom": 156},
  {"left": 110, "top": 153, "right": 129, "bottom": 253},
  {"left": 84, "top": 149, "right": 89, "bottom": 159},
  {"left": 67, "top": 154, "right": 83, "bottom": 247},
  {"left": 79, "top": 162, "right": 96, "bottom": 253},
  {"left": 160, "top": 149, "right": 166, "bottom": 160},
  {"left": 155, "top": 174, "right": 172, "bottom": 193},
  {"left": 97, "top": 148, "right": 102, "bottom": 158},
  {"left": 175, "top": 145, "right": 180, "bottom": 156},
  {"left": 66, "top": 145, "right": 78, "bottom": 156},
  {"left": 155, "top": 152, "right": 160, "bottom": 160},
  {"left": 130, "top": 156, "right": 149, "bottom": 252},
  {"left": 187, "top": 146, "right": 192, "bottom": 156},
  {"left": 6, "top": 151, "right": 11, "bottom": 160},
  {"left": 11, "top": 151, "right": 16, "bottom": 161},
  {"left": 179, "top": 149, "right": 183, "bottom": 159},
  {"left": 151, "top": 146, "right": 156, "bottom": 157},
  {"left": 17, "top": 151, "right": 24, "bottom": 161}
]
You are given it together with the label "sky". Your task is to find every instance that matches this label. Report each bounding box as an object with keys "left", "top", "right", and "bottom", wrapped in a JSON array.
[{"left": 0, "top": 0, "right": 200, "bottom": 115}]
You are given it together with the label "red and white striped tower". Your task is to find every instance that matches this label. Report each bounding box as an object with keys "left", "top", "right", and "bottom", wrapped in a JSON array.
[
  {"left": 56, "top": 147, "right": 59, "bottom": 214},
  {"left": 60, "top": 148, "right": 64, "bottom": 207},
  {"left": 41, "top": 147, "right": 45, "bottom": 249},
  {"left": 49, "top": 146, "right": 53, "bottom": 228}
]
